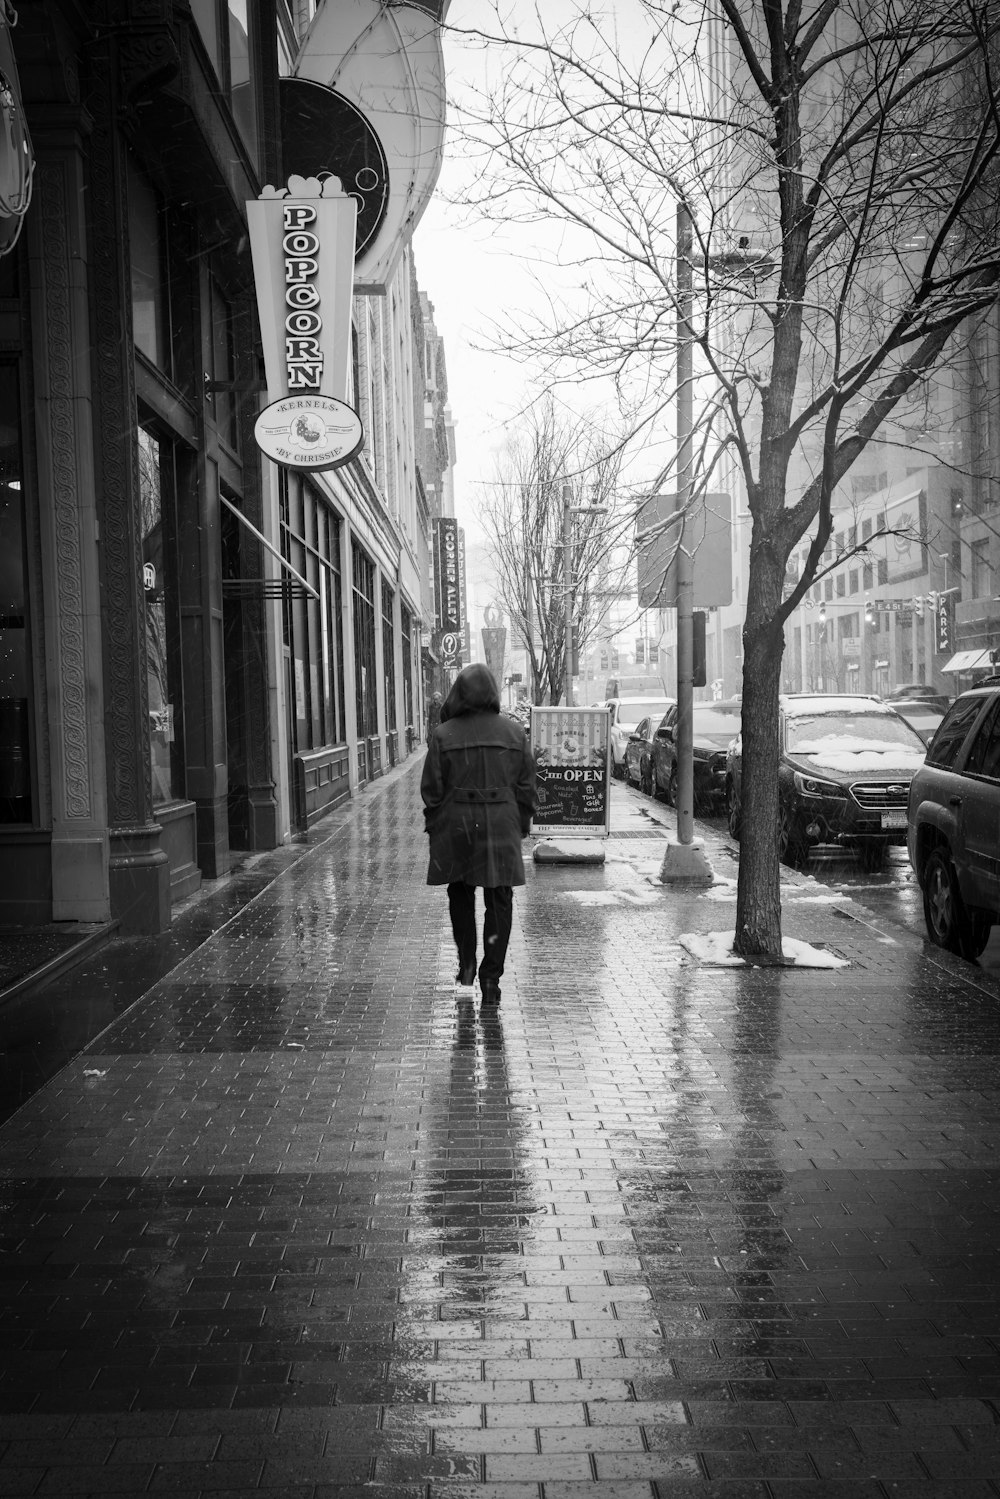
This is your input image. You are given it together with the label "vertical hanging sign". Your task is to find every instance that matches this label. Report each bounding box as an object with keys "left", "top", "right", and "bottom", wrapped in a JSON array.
[
  {"left": 433, "top": 517, "right": 462, "bottom": 632},
  {"left": 936, "top": 591, "right": 953, "bottom": 653},
  {"left": 458, "top": 526, "right": 471, "bottom": 661},
  {"left": 248, "top": 175, "right": 364, "bottom": 471}
]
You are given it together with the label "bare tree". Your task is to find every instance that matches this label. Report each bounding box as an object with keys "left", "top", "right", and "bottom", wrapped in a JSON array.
[
  {"left": 480, "top": 402, "right": 635, "bottom": 704},
  {"left": 447, "top": 0, "right": 1000, "bottom": 956}
]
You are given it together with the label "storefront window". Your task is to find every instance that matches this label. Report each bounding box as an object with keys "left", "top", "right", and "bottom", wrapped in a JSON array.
[
  {"left": 190, "top": 0, "right": 259, "bottom": 167},
  {"left": 209, "top": 278, "right": 238, "bottom": 451},
  {"left": 401, "top": 605, "right": 414, "bottom": 734},
  {"left": 138, "top": 428, "right": 183, "bottom": 804},
  {"left": 279, "top": 472, "right": 345, "bottom": 753},
  {"left": 352, "top": 544, "right": 378, "bottom": 739},
  {"left": 128, "top": 157, "right": 166, "bottom": 370},
  {"left": 190, "top": 0, "right": 221, "bottom": 71},
  {"left": 227, "top": 1, "right": 255, "bottom": 147},
  {"left": 382, "top": 582, "right": 397, "bottom": 731},
  {"left": 0, "top": 365, "right": 29, "bottom": 823}
]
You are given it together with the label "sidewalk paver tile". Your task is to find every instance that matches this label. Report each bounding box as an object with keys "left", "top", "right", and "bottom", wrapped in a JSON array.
[{"left": 4, "top": 769, "right": 1000, "bottom": 1494}]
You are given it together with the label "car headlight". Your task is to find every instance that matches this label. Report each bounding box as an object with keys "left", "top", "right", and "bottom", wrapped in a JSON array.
[{"left": 793, "top": 770, "right": 846, "bottom": 797}]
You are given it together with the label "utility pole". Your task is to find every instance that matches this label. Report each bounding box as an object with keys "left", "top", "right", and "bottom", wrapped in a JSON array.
[
  {"left": 674, "top": 204, "right": 695, "bottom": 846},
  {"left": 659, "top": 201, "right": 713, "bottom": 883}
]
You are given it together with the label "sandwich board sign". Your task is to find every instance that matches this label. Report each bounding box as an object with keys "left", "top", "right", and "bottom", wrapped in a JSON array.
[{"left": 529, "top": 706, "right": 611, "bottom": 836}]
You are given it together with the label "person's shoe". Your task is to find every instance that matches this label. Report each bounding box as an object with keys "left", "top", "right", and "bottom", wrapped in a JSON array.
[
  {"left": 456, "top": 962, "right": 477, "bottom": 987},
  {"left": 479, "top": 980, "right": 501, "bottom": 1006}
]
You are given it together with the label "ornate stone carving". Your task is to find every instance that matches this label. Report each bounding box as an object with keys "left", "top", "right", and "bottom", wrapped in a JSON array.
[{"left": 118, "top": 26, "right": 181, "bottom": 106}]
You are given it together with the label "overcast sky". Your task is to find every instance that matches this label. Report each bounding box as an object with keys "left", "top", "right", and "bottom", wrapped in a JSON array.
[
  {"left": 411, "top": 2, "right": 575, "bottom": 547},
  {"left": 411, "top": 0, "right": 677, "bottom": 553}
]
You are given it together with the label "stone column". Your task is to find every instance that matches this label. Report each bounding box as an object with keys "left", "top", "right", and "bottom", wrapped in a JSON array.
[
  {"left": 85, "top": 29, "right": 171, "bottom": 933},
  {"left": 236, "top": 364, "right": 279, "bottom": 852},
  {"left": 27, "top": 115, "right": 112, "bottom": 923}
]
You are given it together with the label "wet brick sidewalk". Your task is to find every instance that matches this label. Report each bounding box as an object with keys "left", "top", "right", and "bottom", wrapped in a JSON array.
[{"left": 3, "top": 761, "right": 1000, "bottom": 1496}]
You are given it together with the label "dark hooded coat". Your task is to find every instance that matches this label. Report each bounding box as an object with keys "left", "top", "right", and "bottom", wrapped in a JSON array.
[{"left": 421, "top": 664, "right": 538, "bottom": 887}]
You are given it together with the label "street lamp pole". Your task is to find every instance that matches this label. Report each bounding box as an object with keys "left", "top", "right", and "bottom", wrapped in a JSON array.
[{"left": 563, "top": 483, "right": 574, "bottom": 707}]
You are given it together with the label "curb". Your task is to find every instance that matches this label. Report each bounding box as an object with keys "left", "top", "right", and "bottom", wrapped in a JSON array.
[{"left": 0, "top": 921, "right": 120, "bottom": 1007}]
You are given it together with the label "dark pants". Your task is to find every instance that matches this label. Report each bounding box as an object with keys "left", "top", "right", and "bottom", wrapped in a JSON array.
[{"left": 447, "top": 882, "right": 513, "bottom": 984}]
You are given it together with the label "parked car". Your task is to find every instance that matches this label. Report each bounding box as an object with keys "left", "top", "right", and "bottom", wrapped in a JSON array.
[
  {"left": 885, "top": 683, "right": 951, "bottom": 714},
  {"left": 605, "top": 697, "right": 675, "bottom": 779},
  {"left": 650, "top": 699, "right": 743, "bottom": 810},
  {"left": 501, "top": 703, "right": 530, "bottom": 734},
  {"left": 887, "top": 698, "right": 946, "bottom": 746},
  {"left": 726, "top": 693, "right": 927, "bottom": 870},
  {"left": 907, "top": 677, "right": 1000, "bottom": 959},
  {"left": 623, "top": 716, "right": 659, "bottom": 794}
]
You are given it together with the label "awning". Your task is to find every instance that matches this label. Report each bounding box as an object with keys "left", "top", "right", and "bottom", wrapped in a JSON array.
[
  {"left": 294, "top": 0, "right": 449, "bottom": 293},
  {"left": 220, "top": 495, "right": 319, "bottom": 600},
  {"left": 941, "top": 648, "right": 992, "bottom": 673}
]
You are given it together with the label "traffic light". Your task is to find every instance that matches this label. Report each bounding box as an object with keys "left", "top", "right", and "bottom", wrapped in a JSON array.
[
  {"left": 818, "top": 603, "right": 827, "bottom": 627},
  {"left": 865, "top": 596, "right": 874, "bottom": 625},
  {"left": 692, "top": 610, "right": 707, "bottom": 688},
  {"left": 914, "top": 595, "right": 924, "bottom": 618}
]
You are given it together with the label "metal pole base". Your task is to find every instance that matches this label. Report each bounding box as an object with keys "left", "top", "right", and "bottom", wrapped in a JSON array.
[{"left": 657, "top": 837, "right": 714, "bottom": 884}]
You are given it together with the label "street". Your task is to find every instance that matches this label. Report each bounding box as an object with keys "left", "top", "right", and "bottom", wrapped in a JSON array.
[{"left": 679, "top": 794, "right": 1000, "bottom": 979}]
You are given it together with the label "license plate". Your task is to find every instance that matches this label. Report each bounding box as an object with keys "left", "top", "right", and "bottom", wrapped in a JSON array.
[{"left": 880, "top": 810, "right": 907, "bottom": 829}]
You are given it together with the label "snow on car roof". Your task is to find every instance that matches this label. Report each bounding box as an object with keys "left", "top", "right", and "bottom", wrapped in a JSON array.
[
  {"left": 796, "top": 742, "right": 926, "bottom": 771},
  {"left": 782, "top": 695, "right": 891, "bottom": 715}
]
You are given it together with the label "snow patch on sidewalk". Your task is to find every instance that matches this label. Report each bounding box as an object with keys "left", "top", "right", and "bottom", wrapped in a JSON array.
[
  {"left": 679, "top": 931, "right": 848, "bottom": 967},
  {"left": 566, "top": 888, "right": 661, "bottom": 907}
]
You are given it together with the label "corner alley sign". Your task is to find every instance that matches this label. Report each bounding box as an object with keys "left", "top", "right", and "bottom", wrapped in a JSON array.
[{"left": 248, "top": 175, "right": 363, "bottom": 471}]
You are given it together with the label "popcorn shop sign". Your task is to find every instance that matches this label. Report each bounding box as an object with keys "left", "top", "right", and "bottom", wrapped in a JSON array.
[{"left": 248, "top": 175, "right": 364, "bottom": 471}]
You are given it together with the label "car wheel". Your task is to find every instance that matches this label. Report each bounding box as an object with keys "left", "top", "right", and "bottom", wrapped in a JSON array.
[
  {"left": 666, "top": 764, "right": 678, "bottom": 808},
  {"left": 778, "top": 803, "right": 810, "bottom": 867},
  {"left": 922, "top": 846, "right": 993, "bottom": 959},
  {"left": 726, "top": 779, "right": 742, "bottom": 841},
  {"left": 858, "top": 839, "right": 889, "bottom": 873}
]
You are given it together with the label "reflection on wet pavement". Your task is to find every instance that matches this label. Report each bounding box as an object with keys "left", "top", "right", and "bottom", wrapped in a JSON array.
[{"left": 2, "top": 767, "right": 1000, "bottom": 1492}]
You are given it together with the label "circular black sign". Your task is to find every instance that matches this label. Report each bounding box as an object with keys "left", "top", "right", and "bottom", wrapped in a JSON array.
[{"left": 278, "top": 78, "right": 389, "bottom": 259}]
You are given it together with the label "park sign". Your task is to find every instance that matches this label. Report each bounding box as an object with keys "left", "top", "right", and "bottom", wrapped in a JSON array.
[
  {"left": 530, "top": 707, "right": 612, "bottom": 837},
  {"left": 248, "top": 175, "right": 363, "bottom": 472}
]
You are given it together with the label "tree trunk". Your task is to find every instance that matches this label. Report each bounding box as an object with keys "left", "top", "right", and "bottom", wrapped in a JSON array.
[{"left": 734, "top": 544, "right": 786, "bottom": 958}]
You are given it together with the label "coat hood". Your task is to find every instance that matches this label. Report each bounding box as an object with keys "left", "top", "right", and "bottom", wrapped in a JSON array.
[{"left": 441, "top": 664, "right": 501, "bottom": 720}]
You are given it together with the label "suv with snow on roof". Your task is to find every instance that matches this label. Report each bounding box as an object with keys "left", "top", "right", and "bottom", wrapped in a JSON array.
[
  {"left": 725, "top": 693, "right": 927, "bottom": 872},
  {"left": 907, "top": 677, "right": 1000, "bottom": 959}
]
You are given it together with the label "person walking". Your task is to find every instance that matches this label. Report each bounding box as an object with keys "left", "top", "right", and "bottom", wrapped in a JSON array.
[
  {"left": 421, "top": 664, "right": 537, "bottom": 1006},
  {"left": 426, "top": 691, "right": 443, "bottom": 739}
]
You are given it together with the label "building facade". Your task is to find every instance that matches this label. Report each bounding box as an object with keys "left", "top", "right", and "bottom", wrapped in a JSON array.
[{"left": 0, "top": 0, "right": 446, "bottom": 933}]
